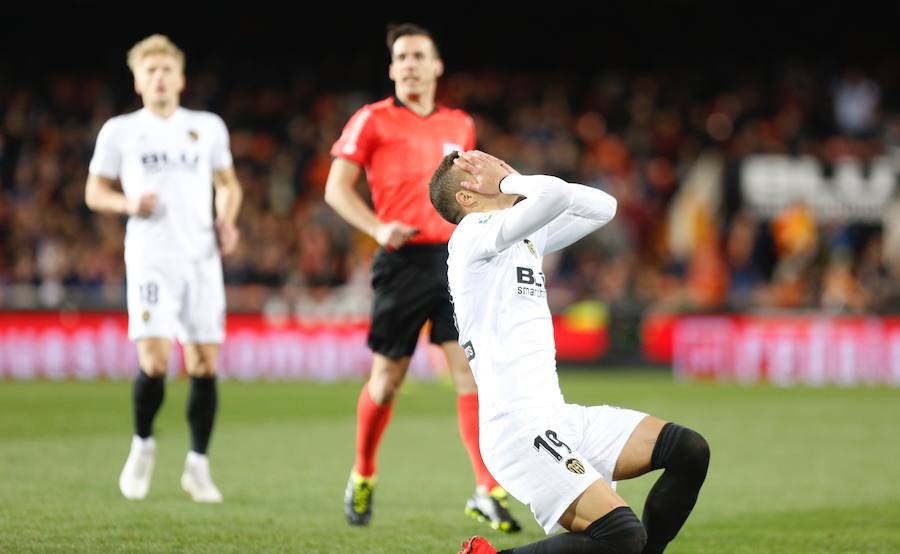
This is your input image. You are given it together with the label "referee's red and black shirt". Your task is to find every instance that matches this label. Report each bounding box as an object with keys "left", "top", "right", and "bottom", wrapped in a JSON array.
[{"left": 331, "top": 96, "right": 476, "bottom": 245}]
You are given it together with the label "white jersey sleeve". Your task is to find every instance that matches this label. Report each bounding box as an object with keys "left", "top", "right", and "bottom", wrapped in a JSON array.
[
  {"left": 88, "top": 118, "right": 123, "bottom": 179},
  {"left": 209, "top": 114, "right": 233, "bottom": 171},
  {"left": 542, "top": 182, "right": 617, "bottom": 254},
  {"left": 462, "top": 174, "right": 618, "bottom": 260}
]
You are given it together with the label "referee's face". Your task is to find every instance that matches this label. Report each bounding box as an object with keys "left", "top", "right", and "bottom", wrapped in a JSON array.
[
  {"left": 134, "top": 53, "right": 185, "bottom": 108},
  {"left": 389, "top": 35, "right": 443, "bottom": 99}
]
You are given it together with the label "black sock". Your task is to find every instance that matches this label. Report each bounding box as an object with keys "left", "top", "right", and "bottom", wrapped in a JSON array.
[
  {"left": 498, "top": 507, "right": 646, "bottom": 554},
  {"left": 642, "top": 423, "right": 710, "bottom": 554},
  {"left": 497, "top": 533, "right": 597, "bottom": 554},
  {"left": 133, "top": 370, "right": 165, "bottom": 439},
  {"left": 187, "top": 376, "right": 218, "bottom": 454}
]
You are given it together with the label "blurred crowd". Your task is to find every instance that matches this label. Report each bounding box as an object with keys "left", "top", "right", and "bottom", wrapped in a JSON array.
[{"left": 3, "top": 60, "right": 900, "bottom": 326}]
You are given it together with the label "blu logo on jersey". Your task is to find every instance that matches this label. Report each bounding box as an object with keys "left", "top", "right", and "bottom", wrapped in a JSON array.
[{"left": 141, "top": 151, "right": 200, "bottom": 172}]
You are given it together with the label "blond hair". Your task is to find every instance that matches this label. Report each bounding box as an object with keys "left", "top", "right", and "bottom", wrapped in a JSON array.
[{"left": 126, "top": 34, "right": 185, "bottom": 72}]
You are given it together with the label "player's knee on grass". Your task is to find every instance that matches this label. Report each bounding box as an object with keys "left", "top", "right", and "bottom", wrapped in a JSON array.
[
  {"left": 651, "top": 423, "right": 710, "bottom": 479},
  {"left": 585, "top": 506, "right": 647, "bottom": 553}
]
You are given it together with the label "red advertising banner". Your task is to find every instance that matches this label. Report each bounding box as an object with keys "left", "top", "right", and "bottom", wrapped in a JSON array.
[
  {"left": 642, "top": 314, "right": 900, "bottom": 386},
  {"left": 0, "top": 312, "right": 431, "bottom": 380},
  {"left": 0, "top": 311, "right": 607, "bottom": 380}
]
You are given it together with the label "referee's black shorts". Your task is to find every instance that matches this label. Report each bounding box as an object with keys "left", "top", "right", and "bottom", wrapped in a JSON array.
[{"left": 367, "top": 244, "right": 458, "bottom": 359}]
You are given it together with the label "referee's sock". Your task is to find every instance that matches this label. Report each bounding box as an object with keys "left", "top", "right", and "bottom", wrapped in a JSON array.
[
  {"left": 133, "top": 370, "right": 165, "bottom": 439},
  {"left": 187, "top": 376, "right": 218, "bottom": 454},
  {"left": 354, "top": 383, "right": 394, "bottom": 477},
  {"left": 641, "top": 423, "right": 710, "bottom": 554},
  {"left": 497, "top": 507, "right": 646, "bottom": 553},
  {"left": 457, "top": 392, "right": 500, "bottom": 491}
]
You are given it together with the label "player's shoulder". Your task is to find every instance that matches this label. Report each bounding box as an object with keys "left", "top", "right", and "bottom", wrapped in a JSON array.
[
  {"left": 94, "top": 110, "right": 141, "bottom": 141},
  {"left": 180, "top": 108, "right": 227, "bottom": 127},
  {"left": 453, "top": 211, "right": 499, "bottom": 239},
  {"left": 450, "top": 211, "right": 503, "bottom": 263},
  {"left": 100, "top": 109, "right": 142, "bottom": 132}
]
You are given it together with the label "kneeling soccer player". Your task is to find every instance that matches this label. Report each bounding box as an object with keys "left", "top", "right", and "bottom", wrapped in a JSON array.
[{"left": 429, "top": 151, "right": 710, "bottom": 553}]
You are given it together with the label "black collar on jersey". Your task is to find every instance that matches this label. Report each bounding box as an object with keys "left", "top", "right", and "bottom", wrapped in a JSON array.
[{"left": 393, "top": 95, "right": 437, "bottom": 118}]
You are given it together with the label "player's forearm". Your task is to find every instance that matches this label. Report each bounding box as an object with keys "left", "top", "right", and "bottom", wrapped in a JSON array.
[
  {"left": 85, "top": 182, "right": 131, "bottom": 214},
  {"left": 324, "top": 183, "right": 381, "bottom": 238},
  {"left": 494, "top": 174, "right": 575, "bottom": 249},
  {"left": 215, "top": 181, "right": 243, "bottom": 225}
]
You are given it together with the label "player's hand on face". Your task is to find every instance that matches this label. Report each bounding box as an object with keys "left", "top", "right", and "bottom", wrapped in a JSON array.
[
  {"left": 127, "top": 193, "right": 158, "bottom": 217},
  {"left": 216, "top": 220, "right": 240, "bottom": 255},
  {"left": 453, "top": 150, "right": 515, "bottom": 196},
  {"left": 375, "top": 221, "right": 418, "bottom": 250},
  {"left": 477, "top": 151, "right": 519, "bottom": 176}
]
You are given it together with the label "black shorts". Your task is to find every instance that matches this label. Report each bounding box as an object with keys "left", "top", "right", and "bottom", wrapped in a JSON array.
[{"left": 368, "top": 244, "right": 458, "bottom": 358}]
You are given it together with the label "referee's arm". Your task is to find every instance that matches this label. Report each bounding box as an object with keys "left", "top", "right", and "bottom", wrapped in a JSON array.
[{"left": 324, "top": 157, "right": 416, "bottom": 249}]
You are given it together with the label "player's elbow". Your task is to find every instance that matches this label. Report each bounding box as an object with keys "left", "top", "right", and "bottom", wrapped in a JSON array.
[
  {"left": 605, "top": 195, "right": 618, "bottom": 221},
  {"left": 84, "top": 182, "right": 101, "bottom": 211},
  {"left": 592, "top": 191, "right": 617, "bottom": 225},
  {"left": 323, "top": 180, "right": 348, "bottom": 208},
  {"left": 537, "top": 177, "right": 572, "bottom": 212},
  {"left": 223, "top": 178, "right": 243, "bottom": 200},
  {"left": 323, "top": 184, "right": 338, "bottom": 207}
]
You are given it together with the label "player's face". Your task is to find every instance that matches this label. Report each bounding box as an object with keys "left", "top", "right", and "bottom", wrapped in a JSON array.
[
  {"left": 389, "top": 35, "right": 443, "bottom": 99},
  {"left": 133, "top": 53, "right": 185, "bottom": 107}
]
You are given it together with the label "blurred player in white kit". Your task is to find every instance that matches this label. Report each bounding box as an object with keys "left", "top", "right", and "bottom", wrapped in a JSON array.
[{"left": 85, "top": 34, "right": 243, "bottom": 503}]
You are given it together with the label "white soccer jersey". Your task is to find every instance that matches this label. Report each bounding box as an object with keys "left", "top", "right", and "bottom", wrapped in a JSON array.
[
  {"left": 89, "top": 107, "right": 233, "bottom": 263},
  {"left": 447, "top": 174, "right": 617, "bottom": 423}
]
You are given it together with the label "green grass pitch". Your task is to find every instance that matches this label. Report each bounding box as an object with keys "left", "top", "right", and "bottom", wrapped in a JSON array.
[{"left": 2, "top": 371, "right": 899, "bottom": 553}]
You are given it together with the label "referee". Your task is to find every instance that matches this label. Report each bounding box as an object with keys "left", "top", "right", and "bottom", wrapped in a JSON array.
[{"left": 324, "top": 23, "right": 519, "bottom": 533}]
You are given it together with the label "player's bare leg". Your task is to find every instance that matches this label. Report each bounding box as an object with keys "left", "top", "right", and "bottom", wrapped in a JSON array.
[
  {"left": 344, "top": 353, "right": 411, "bottom": 525},
  {"left": 179, "top": 343, "right": 223, "bottom": 503},
  {"left": 460, "top": 479, "right": 645, "bottom": 553},
  {"left": 615, "top": 416, "right": 710, "bottom": 554},
  {"left": 119, "top": 337, "right": 171, "bottom": 500},
  {"left": 612, "top": 416, "right": 668, "bottom": 480},
  {"left": 444, "top": 341, "right": 476, "bottom": 395},
  {"left": 367, "top": 353, "right": 410, "bottom": 404},
  {"left": 444, "top": 341, "right": 521, "bottom": 533}
]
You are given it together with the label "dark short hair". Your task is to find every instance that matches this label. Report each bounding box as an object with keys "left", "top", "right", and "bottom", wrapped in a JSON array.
[
  {"left": 386, "top": 22, "right": 440, "bottom": 57},
  {"left": 429, "top": 151, "right": 465, "bottom": 224}
]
